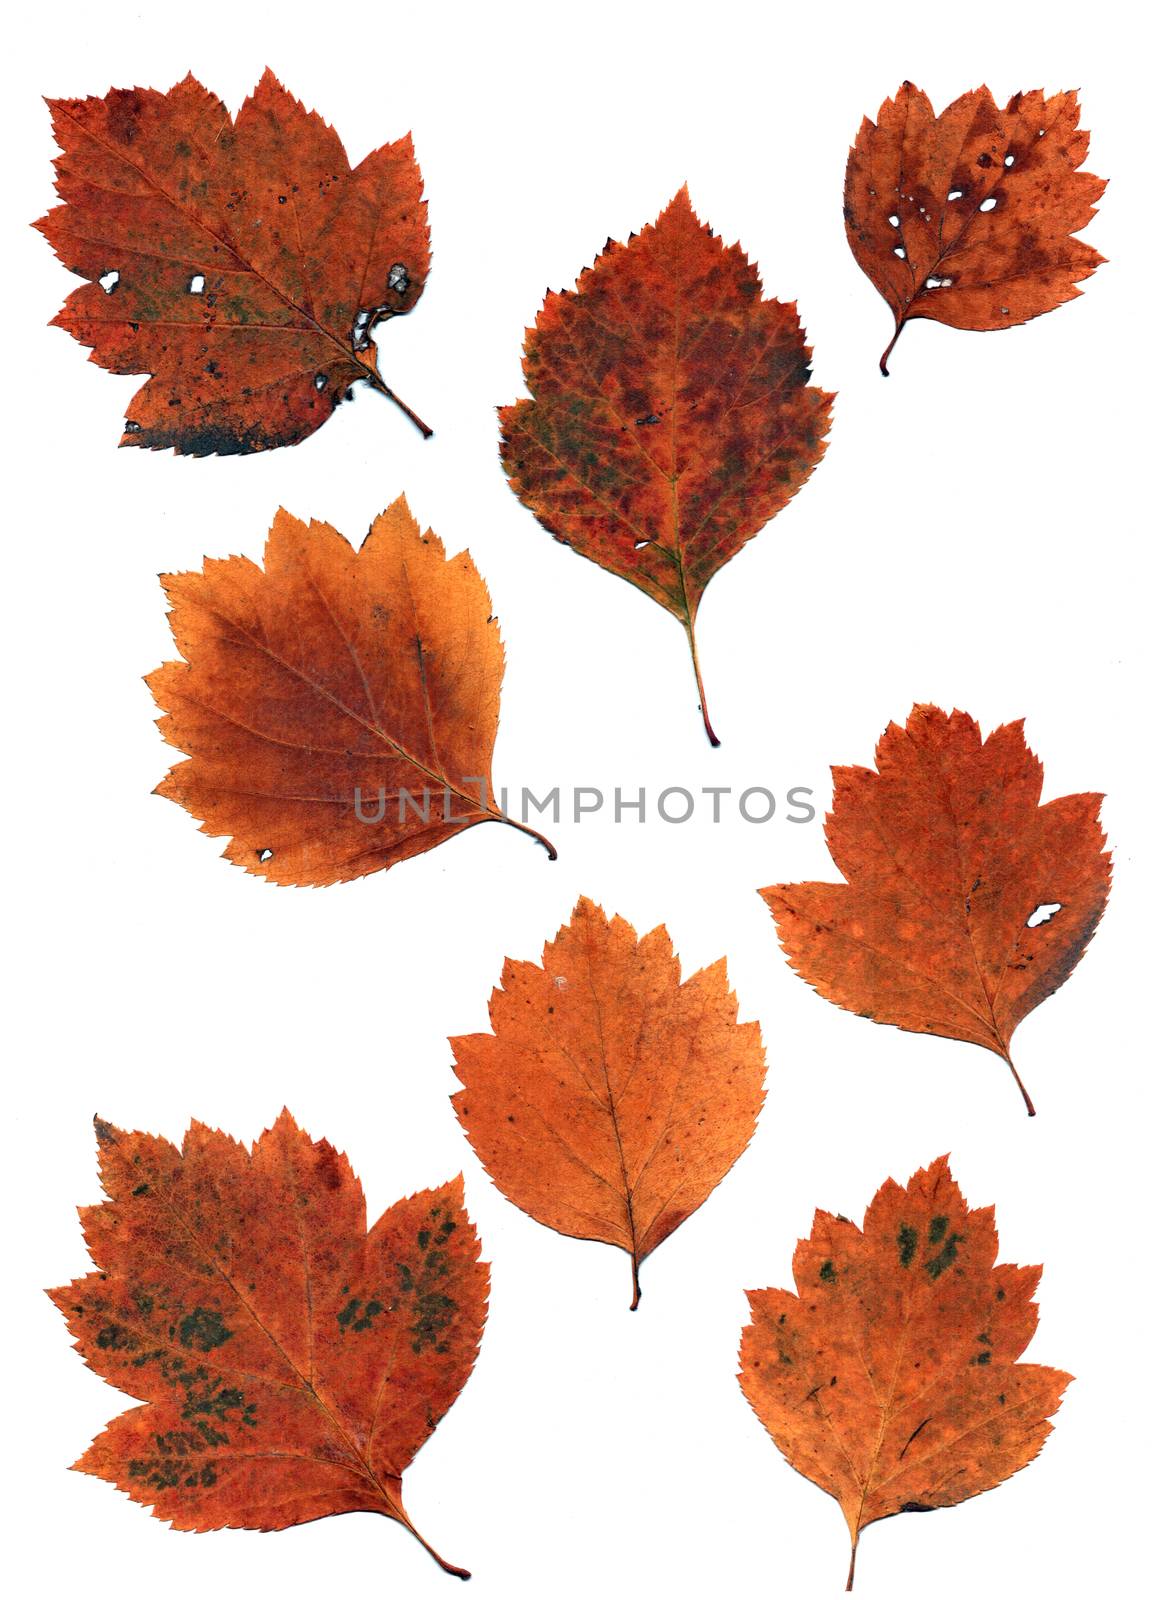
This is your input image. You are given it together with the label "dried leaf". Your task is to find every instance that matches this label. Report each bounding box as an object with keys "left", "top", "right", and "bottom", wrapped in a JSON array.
[
  {"left": 148, "top": 497, "right": 556, "bottom": 885},
  {"left": 740, "top": 1155, "right": 1071, "bottom": 1589},
  {"left": 36, "top": 70, "right": 431, "bottom": 452},
  {"left": 760, "top": 705, "right": 1110, "bottom": 1114},
  {"left": 500, "top": 187, "right": 832, "bottom": 744},
  {"left": 450, "top": 897, "right": 766, "bottom": 1307},
  {"left": 844, "top": 83, "right": 1105, "bottom": 373},
  {"left": 50, "top": 1111, "right": 487, "bottom": 1577}
]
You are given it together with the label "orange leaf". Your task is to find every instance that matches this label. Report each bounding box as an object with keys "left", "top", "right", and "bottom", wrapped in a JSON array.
[
  {"left": 450, "top": 897, "right": 766, "bottom": 1307},
  {"left": 50, "top": 1111, "right": 487, "bottom": 1578},
  {"left": 148, "top": 497, "right": 556, "bottom": 885},
  {"left": 760, "top": 705, "right": 1110, "bottom": 1114},
  {"left": 740, "top": 1155, "right": 1071, "bottom": 1589},
  {"left": 36, "top": 70, "right": 431, "bottom": 452},
  {"left": 499, "top": 187, "right": 832, "bottom": 744},
  {"left": 844, "top": 84, "right": 1106, "bottom": 373}
]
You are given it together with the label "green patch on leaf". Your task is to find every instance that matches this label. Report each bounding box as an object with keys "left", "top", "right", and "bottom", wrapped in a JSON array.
[{"left": 177, "top": 1307, "right": 233, "bottom": 1351}]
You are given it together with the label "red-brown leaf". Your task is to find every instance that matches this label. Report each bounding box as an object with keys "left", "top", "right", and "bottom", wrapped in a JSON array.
[
  {"left": 50, "top": 1112, "right": 487, "bottom": 1577},
  {"left": 844, "top": 84, "right": 1105, "bottom": 373},
  {"left": 36, "top": 71, "right": 431, "bottom": 452},
  {"left": 760, "top": 705, "right": 1110, "bottom": 1114},
  {"left": 500, "top": 187, "right": 832, "bottom": 744}
]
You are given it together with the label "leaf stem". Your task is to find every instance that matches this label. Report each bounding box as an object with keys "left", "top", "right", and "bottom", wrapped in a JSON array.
[
  {"left": 1001, "top": 1048, "right": 1037, "bottom": 1117},
  {"left": 629, "top": 1253, "right": 641, "bottom": 1311},
  {"left": 684, "top": 619, "right": 720, "bottom": 747},
  {"left": 846, "top": 1538, "right": 858, "bottom": 1591},
  {"left": 879, "top": 319, "right": 906, "bottom": 376},
  {"left": 495, "top": 813, "right": 558, "bottom": 860},
  {"left": 361, "top": 365, "right": 433, "bottom": 438},
  {"left": 391, "top": 1504, "right": 470, "bottom": 1580}
]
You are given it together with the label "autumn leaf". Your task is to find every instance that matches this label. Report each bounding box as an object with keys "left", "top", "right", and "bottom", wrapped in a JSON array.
[
  {"left": 148, "top": 497, "right": 556, "bottom": 885},
  {"left": 50, "top": 1111, "right": 487, "bottom": 1578},
  {"left": 740, "top": 1155, "right": 1071, "bottom": 1589},
  {"left": 760, "top": 705, "right": 1110, "bottom": 1115},
  {"left": 36, "top": 70, "right": 431, "bottom": 453},
  {"left": 499, "top": 187, "right": 832, "bottom": 745},
  {"left": 844, "top": 84, "right": 1106, "bottom": 373},
  {"left": 450, "top": 897, "right": 765, "bottom": 1307}
]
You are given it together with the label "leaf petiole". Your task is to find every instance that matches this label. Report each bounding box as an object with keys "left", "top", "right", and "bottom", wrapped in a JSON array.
[
  {"left": 684, "top": 619, "right": 720, "bottom": 747},
  {"left": 879, "top": 319, "right": 906, "bottom": 376}
]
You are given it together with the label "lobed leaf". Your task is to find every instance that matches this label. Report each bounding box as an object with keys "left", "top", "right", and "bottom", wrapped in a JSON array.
[
  {"left": 36, "top": 71, "right": 431, "bottom": 452},
  {"left": 760, "top": 704, "right": 1111, "bottom": 1113},
  {"left": 51, "top": 1111, "right": 487, "bottom": 1576}
]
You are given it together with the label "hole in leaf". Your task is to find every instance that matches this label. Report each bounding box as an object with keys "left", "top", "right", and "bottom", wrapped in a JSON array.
[
  {"left": 893, "top": 245, "right": 906, "bottom": 259},
  {"left": 980, "top": 197, "right": 998, "bottom": 212},
  {"left": 123, "top": 419, "right": 141, "bottom": 432},
  {"left": 888, "top": 213, "right": 900, "bottom": 228},
  {"left": 1004, "top": 153, "right": 1015, "bottom": 167},
  {"left": 352, "top": 308, "right": 374, "bottom": 351},
  {"left": 1027, "top": 902, "right": 1062, "bottom": 928},
  {"left": 925, "top": 276, "right": 954, "bottom": 290},
  {"left": 188, "top": 273, "right": 205, "bottom": 294},
  {"left": 634, "top": 539, "right": 650, "bottom": 549},
  {"left": 98, "top": 270, "right": 119, "bottom": 293},
  {"left": 947, "top": 188, "right": 964, "bottom": 201},
  {"left": 257, "top": 848, "right": 274, "bottom": 864},
  {"left": 388, "top": 262, "right": 409, "bottom": 293},
  {"left": 314, "top": 373, "right": 327, "bottom": 391}
]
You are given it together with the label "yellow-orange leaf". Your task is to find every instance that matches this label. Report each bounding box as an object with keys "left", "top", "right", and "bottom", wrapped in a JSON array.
[
  {"left": 148, "top": 497, "right": 555, "bottom": 885},
  {"left": 740, "top": 1156, "right": 1071, "bottom": 1589},
  {"left": 450, "top": 897, "right": 766, "bottom": 1307}
]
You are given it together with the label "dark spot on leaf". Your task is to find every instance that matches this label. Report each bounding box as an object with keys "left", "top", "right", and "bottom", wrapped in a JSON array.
[
  {"left": 97, "top": 1323, "right": 136, "bottom": 1351},
  {"left": 177, "top": 1307, "right": 233, "bottom": 1351},
  {"left": 924, "top": 1232, "right": 966, "bottom": 1280}
]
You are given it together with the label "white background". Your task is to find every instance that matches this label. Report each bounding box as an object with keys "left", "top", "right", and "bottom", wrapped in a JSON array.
[{"left": 3, "top": 1, "right": 1157, "bottom": 1595}]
